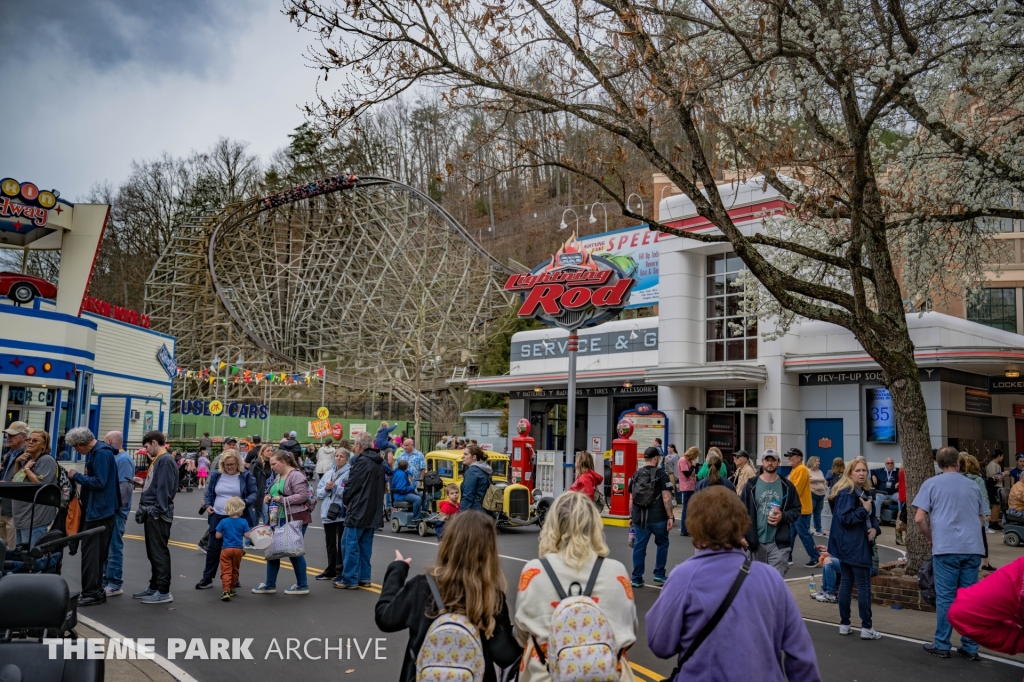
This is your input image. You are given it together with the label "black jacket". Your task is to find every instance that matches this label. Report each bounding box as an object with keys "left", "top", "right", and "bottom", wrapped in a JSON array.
[
  {"left": 739, "top": 474, "right": 801, "bottom": 552},
  {"left": 280, "top": 438, "right": 303, "bottom": 460},
  {"left": 139, "top": 453, "right": 178, "bottom": 520},
  {"left": 375, "top": 560, "right": 519, "bottom": 682},
  {"left": 250, "top": 457, "right": 272, "bottom": 498},
  {"left": 342, "top": 448, "right": 386, "bottom": 528}
]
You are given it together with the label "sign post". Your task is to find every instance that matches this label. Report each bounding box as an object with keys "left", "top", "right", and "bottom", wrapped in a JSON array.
[
  {"left": 505, "top": 233, "right": 635, "bottom": 499},
  {"left": 562, "top": 332, "right": 578, "bottom": 497}
]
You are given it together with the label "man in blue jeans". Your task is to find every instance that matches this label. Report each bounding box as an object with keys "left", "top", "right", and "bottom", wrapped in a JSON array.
[
  {"left": 628, "top": 447, "right": 675, "bottom": 588},
  {"left": 103, "top": 432, "right": 134, "bottom": 597},
  {"left": 340, "top": 431, "right": 385, "bottom": 588},
  {"left": 914, "top": 446, "right": 988, "bottom": 661}
]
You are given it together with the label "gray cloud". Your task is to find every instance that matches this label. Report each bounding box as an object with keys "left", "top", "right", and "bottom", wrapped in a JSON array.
[{"left": 0, "top": 0, "right": 261, "bottom": 75}]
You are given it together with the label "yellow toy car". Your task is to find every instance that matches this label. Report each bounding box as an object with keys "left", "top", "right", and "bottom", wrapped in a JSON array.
[{"left": 424, "top": 450, "right": 552, "bottom": 529}]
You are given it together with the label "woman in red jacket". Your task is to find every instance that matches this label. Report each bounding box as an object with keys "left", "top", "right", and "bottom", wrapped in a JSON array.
[{"left": 569, "top": 451, "right": 605, "bottom": 509}]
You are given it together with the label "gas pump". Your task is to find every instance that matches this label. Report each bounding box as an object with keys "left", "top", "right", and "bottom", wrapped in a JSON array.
[
  {"left": 609, "top": 418, "right": 638, "bottom": 517},
  {"left": 510, "top": 418, "right": 536, "bottom": 486}
]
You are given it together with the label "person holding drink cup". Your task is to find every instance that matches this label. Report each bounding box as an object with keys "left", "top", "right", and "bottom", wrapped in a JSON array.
[{"left": 739, "top": 449, "right": 802, "bottom": 577}]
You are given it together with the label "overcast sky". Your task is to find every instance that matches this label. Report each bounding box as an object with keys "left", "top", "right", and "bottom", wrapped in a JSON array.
[{"left": 1, "top": 0, "right": 321, "bottom": 201}]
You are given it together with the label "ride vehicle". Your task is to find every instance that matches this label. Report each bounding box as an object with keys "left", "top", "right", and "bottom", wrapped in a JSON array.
[
  {"left": 999, "top": 488, "right": 1024, "bottom": 546},
  {"left": 0, "top": 272, "right": 57, "bottom": 305},
  {"left": 422, "top": 450, "right": 553, "bottom": 531}
]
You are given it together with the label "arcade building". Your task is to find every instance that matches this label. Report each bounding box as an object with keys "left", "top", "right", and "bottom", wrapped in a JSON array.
[
  {"left": 469, "top": 177, "right": 1024, "bottom": 474},
  {"left": 0, "top": 178, "right": 176, "bottom": 458}
]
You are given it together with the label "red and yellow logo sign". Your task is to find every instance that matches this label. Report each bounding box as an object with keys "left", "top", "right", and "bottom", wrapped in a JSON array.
[
  {"left": 504, "top": 233, "right": 635, "bottom": 330},
  {"left": 0, "top": 178, "right": 59, "bottom": 229}
]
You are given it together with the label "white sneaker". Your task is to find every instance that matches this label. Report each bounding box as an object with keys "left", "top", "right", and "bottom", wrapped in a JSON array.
[
  {"left": 986, "top": 528, "right": 996, "bottom": 534},
  {"left": 839, "top": 624, "right": 852, "bottom": 635},
  {"left": 861, "top": 628, "right": 882, "bottom": 640},
  {"left": 103, "top": 586, "right": 123, "bottom": 597},
  {"left": 813, "top": 591, "right": 837, "bottom": 604}
]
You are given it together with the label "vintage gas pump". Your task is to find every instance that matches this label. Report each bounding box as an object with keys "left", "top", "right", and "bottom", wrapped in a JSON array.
[
  {"left": 510, "top": 418, "right": 536, "bottom": 486},
  {"left": 609, "top": 418, "right": 638, "bottom": 517}
]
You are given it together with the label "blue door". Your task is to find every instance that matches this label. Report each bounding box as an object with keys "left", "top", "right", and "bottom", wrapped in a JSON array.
[{"left": 806, "top": 419, "right": 844, "bottom": 465}]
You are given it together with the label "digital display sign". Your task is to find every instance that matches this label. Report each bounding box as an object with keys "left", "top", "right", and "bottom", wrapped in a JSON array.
[{"left": 865, "top": 388, "right": 896, "bottom": 443}]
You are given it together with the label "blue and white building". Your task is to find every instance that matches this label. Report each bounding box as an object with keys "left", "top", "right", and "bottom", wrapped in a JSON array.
[{"left": 0, "top": 184, "right": 176, "bottom": 458}]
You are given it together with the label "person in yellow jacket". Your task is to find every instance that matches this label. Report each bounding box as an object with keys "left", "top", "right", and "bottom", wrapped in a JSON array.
[{"left": 786, "top": 448, "right": 822, "bottom": 568}]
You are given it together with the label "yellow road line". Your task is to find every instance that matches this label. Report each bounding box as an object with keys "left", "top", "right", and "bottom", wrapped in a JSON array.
[
  {"left": 124, "top": 534, "right": 382, "bottom": 594},
  {"left": 629, "top": 661, "right": 666, "bottom": 681}
]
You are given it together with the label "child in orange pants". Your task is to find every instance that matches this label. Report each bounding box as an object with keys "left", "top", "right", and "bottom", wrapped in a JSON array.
[{"left": 215, "top": 497, "right": 251, "bottom": 600}]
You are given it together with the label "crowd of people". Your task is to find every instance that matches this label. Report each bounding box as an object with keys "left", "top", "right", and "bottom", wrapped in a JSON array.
[{"left": 2, "top": 416, "right": 1021, "bottom": 677}]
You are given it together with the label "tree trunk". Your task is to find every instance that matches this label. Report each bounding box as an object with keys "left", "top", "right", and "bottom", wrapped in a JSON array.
[{"left": 865, "top": 347, "right": 933, "bottom": 574}]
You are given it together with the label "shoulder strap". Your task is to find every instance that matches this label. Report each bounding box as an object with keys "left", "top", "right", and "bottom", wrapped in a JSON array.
[
  {"left": 424, "top": 573, "right": 447, "bottom": 615},
  {"left": 671, "top": 557, "right": 751, "bottom": 676},
  {"left": 539, "top": 557, "right": 568, "bottom": 600},
  {"left": 583, "top": 556, "right": 604, "bottom": 597}
]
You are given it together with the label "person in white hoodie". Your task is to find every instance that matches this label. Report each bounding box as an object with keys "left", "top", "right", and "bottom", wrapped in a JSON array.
[
  {"left": 514, "top": 492, "right": 638, "bottom": 682},
  {"left": 315, "top": 439, "right": 337, "bottom": 480}
]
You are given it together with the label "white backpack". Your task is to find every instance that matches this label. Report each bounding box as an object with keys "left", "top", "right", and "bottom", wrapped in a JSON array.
[
  {"left": 533, "top": 557, "right": 620, "bottom": 682},
  {"left": 416, "top": 574, "right": 486, "bottom": 682}
]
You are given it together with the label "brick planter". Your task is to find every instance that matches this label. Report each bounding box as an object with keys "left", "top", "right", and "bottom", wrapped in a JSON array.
[{"left": 849, "top": 561, "right": 935, "bottom": 612}]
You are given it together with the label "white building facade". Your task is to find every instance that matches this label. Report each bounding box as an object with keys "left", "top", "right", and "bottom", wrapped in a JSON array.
[{"left": 471, "top": 178, "right": 1024, "bottom": 469}]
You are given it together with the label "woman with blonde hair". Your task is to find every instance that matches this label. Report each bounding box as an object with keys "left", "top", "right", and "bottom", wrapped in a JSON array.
[
  {"left": 375, "top": 511, "right": 518, "bottom": 682},
  {"left": 827, "top": 457, "right": 882, "bottom": 640},
  {"left": 677, "top": 446, "right": 700, "bottom": 536},
  {"left": 697, "top": 446, "right": 729, "bottom": 480},
  {"left": 514, "top": 492, "right": 638, "bottom": 681},
  {"left": 807, "top": 456, "right": 828, "bottom": 535}
]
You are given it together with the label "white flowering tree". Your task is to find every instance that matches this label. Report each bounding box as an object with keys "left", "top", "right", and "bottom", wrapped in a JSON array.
[{"left": 289, "top": 0, "right": 1024, "bottom": 570}]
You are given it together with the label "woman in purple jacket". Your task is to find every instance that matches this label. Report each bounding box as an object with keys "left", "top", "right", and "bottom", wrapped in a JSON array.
[{"left": 646, "top": 487, "right": 820, "bottom": 682}]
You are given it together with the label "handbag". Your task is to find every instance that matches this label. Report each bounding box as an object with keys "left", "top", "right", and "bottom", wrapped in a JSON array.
[
  {"left": 265, "top": 487, "right": 305, "bottom": 560},
  {"left": 668, "top": 556, "right": 751, "bottom": 678},
  {"left": 325, "top": 467, "right": 345, "bottom": 521}
]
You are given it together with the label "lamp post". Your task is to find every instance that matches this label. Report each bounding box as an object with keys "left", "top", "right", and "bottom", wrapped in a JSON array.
[
  {"left": 559, "top": 208, "right": 579, "bottom": 231},
  {"left": 626, "top": 193, "right": 645, "bottom": 219},
  {"left": 588, "top": 202, "right": 608, "bottom": 232},
  {"left": 210, "top": 345, "right": 243, "bottom": 439}
]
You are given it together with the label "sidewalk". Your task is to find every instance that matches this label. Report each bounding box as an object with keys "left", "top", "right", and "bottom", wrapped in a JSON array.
[
  {"left": 74, "top": 621, "right": 179, "bottom": 682},
  {"left": 793, "top": 524, "right": 1024, "bottom": 664}
]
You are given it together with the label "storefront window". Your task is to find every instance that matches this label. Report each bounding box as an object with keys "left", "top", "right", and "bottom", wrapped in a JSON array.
[
  {"left": 706, "top": 252, "right": 757, "bottom": 361},
  {"left": 967, "top": 288, "right": 1017, "bottom": 333},
  {"left": 706, "top": 389, "right": 758, "bottom": 409}
]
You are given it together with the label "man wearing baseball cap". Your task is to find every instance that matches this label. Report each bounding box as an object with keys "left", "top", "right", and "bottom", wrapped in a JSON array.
[
  {"left": 1, "top": 421, "right": 31, "bottom": 547},
  {"left": 211, "top": 437, "right": 238, "bottom": 472},
  {"left": 786, "top": 447, "right": 822, "bottom": 567},
  {"left": 739, "top": 449, "right": 801, "bottom": 577}
]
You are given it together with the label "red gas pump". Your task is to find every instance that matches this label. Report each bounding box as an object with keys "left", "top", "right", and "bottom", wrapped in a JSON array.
[
  {"left": 609, "top": 418, "right": 638, "bottom": 517},
  {"left": 510, "top": 418, "right": 536, "bottom": 486}
]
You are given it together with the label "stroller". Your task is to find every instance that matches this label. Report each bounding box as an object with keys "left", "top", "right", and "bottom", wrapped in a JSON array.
[{"left": 178, "top": 457, "right": 198, "bottom": 493}]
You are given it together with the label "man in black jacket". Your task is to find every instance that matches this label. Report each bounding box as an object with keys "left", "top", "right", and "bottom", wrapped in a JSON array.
[
  {"left": 739, "top": 449, "right": 802, "bottom": 577},
  {"left": 340, "top": 431, "right": 385, "bottom": 589},
  {"left": 280, "top": 431, "right": 303, "bottom": 462},
  {"left": 134, "top": 430, "right": 178, "bottom": 604}
]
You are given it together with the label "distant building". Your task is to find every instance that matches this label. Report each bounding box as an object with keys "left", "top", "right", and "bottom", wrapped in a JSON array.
[{"left": 460, "top": 408, "right": 506, "bottom": 452}]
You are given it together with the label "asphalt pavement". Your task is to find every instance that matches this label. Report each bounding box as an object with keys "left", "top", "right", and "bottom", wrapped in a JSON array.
[{"left": 56, "top": 489, "right": 1024, "bottom": 681}]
